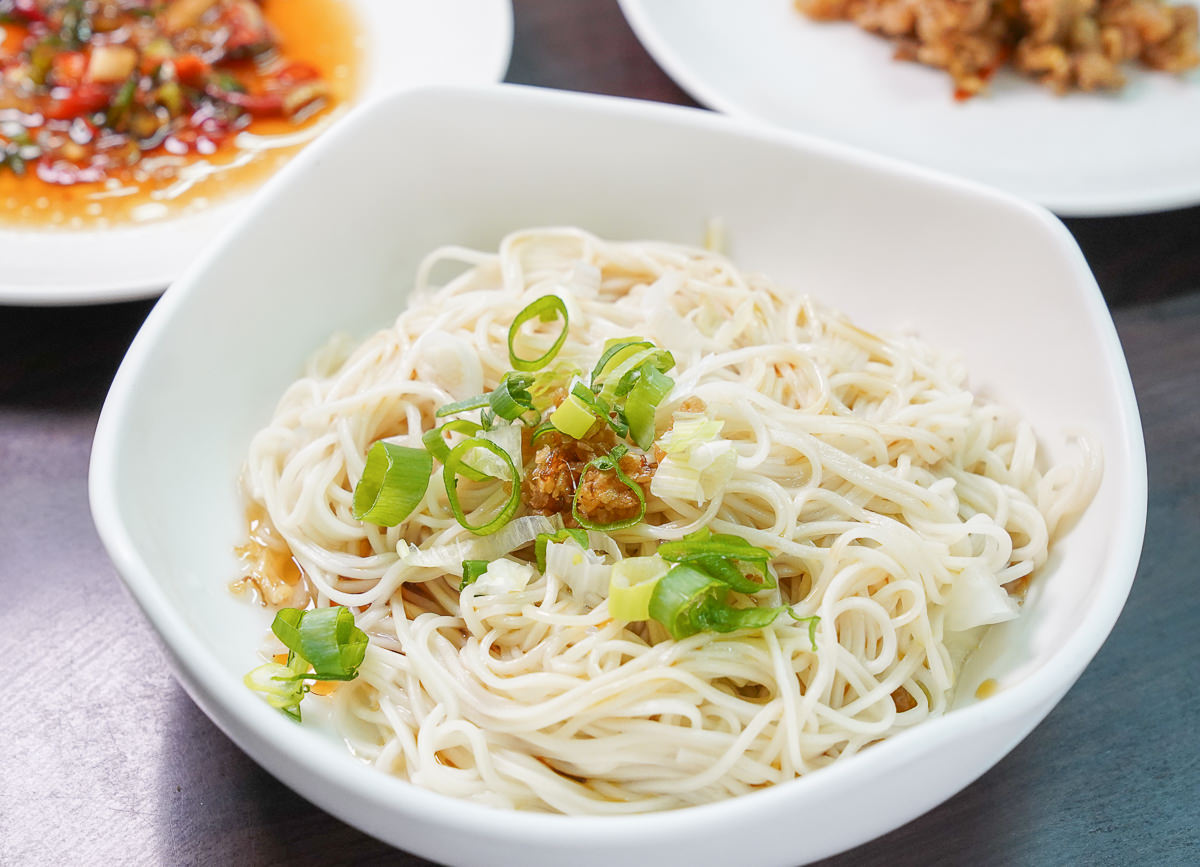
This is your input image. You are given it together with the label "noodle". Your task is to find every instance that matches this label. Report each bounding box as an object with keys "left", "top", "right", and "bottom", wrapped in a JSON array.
[{"left": 237, "top": 227, "right": 1100, "bottom": 814}]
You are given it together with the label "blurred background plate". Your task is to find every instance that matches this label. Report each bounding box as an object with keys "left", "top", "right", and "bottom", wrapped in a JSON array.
[
  {"left": 0, "top": 0, "right": 513, "bottom": 306},
  {"left": 618, "top": 0, "right": 1200, "bottom": 217}
]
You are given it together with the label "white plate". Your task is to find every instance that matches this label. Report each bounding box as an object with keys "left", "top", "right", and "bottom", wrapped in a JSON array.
[
  {"left": 90, "top": 84, "right": 1146, "bottom": 866},
  {"left": 618, "top": 0, "right": 1200, "bottom": 216},
  {"left": 0, "top": 0, "right": 513, "bottom": 306}
]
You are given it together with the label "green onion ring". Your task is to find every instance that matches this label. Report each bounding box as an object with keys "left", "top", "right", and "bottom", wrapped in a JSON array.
[
  {"left": 352, "top": 441, "right": 433, "bottom": 527},
  {"left": 624, "top": 366, "right": 674, "bottom": 450},
  {"left": 488, "top": 373, "right": 536, "bottom": 422},
  {"left": 590, "top": 339, "right": 652, "bottom": 387},
  {"left": 443, "top": 437, "right": 522, "bottom": 535},
  {"left": 422, "top": 420, "right": 487, "bottom": 481},
  {"left": 435, "top": 393, "right": 490, "bottom": 418},
  {"left": 508, "top": 295, "right": 570, "bottom": 372},
  {"left": 271, "top": 607, "right": 368, "bottom": 680}
]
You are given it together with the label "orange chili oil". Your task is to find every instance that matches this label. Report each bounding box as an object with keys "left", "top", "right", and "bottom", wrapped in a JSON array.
[{"left": 0, "top": 0, "right": 360, "bottom": 228}]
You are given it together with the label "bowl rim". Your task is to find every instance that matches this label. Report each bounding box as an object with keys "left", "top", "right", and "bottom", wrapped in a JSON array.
[{"left": 88, "top": 83, "right": 1148, "bottom": 848}]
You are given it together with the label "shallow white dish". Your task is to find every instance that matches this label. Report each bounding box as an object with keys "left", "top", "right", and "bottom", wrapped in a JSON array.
[
  {"left": 0, "top": 0, "right": 512, "bottom": 306},
  {"left": 619, "top": 0, "right": 1200, "bottom": 216},
  {"left": 90, "top": 85, "right": 1146, "bottom": 866}
]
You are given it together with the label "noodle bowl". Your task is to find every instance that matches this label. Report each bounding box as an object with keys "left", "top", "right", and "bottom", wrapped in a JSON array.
[{"left": 236, "top": 227, "right": 1099, "bottom": 814}]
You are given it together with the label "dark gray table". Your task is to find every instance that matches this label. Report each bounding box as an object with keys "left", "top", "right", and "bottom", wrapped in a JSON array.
[{"left": 2, "top": 1, "right": 1198, "bottom": 864}]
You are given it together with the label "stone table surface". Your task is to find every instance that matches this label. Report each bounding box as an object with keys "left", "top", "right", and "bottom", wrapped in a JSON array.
[{"left": 2, "top": 1, "right": 1198, "bottom": 864}]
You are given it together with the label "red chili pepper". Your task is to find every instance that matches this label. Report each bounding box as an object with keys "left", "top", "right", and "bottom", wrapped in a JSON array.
[
  {"left": 272, "top": 61, "right": 321, "bottom": 87},
  {"left": 51, "top": 50, "right": 87, "bottom": 87},
  {"left": 11, "top": 0, "right": 49, "bottom": 25},
  {"left": 172, "top": 53, "right": 211, "bottom": 87},
  {"left": 220, "top": 1, "right": 272, "bottom": 55},
  {"left": 43, "top": 83, "right": 111, "bottom": 120},
  {"left": 220, "top": 89, "right": 284, "bottom": 116}
]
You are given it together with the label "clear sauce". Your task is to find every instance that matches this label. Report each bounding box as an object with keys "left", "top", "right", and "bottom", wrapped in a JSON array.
[
  {"left": 0, "top": 0, "right": 361, "bottom": 229},
  {"left": 231, "top": 501, "right": 304, "bottom": 607}
]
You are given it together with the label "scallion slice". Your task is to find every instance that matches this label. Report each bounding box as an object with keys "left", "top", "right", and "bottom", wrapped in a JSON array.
[
  {"left": 245, "top": 606, "right": 369, "bottom": 721},
  {"left": 272, "top": 606, "right": 368, "bottom": 680},
  {"left": 534, "top": 528, "right": 589, "bottom": 572},
  {"left": 548, "top": 391, "right": 598, "bottom": 439},
  {"left": 657, "top": 527, "right": 776, "bottom": 592},
  {"left": 595, "top": 346, "right": 675, "bottom": 403},
  {"left": 530, "top": 419, "right": 559, "bottom": 446},
  {"left": 590, "top": 338, "right": 652, "bottom": 387},
  {"left": 571, "top": 444, "right": 646, "bottom": 531},
  {"left": 435, "top": 393, "right": 490, "bottom": 418},
  {"left": 790, "top": 613, "right": 821, "bottom": 652},
  {"left": 444, "top": 437, "right": 522, "bottom": 535},
  {"left": 352, "top": 441, "right": 433, "bottom": 527},
  {"left": 648, "top": 564, "right": 782, "bottom": 640},
  {"left": 422, "top": 420, "right": 487, "bottom": 480},
  {"left": 488, "top": 372, "right": 537, "bottom": 422},
  {"left": 571, "top": 381, "right": 628, "bottom": 437},
  {"left": 509, "top": 295, "right": 569, "bottom": 372},
  {"left": 608, "top": 555, "right": 669, "bottom": 622},
  {"left": 624, "top": 365, "right": 674, "bottom": 450},
  {"left": 243, "top": 660, "right": 307, "bottom": 720},
  {"left": 461, "top": 559, "right": 490, "bottom": 589}
]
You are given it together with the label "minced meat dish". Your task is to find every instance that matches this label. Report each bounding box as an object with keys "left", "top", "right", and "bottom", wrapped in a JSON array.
[{"left": 794, "top": 0, "right": 1199, "bottom": 97}]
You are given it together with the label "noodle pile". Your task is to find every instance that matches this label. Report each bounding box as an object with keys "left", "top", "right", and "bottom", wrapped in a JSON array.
[{"left": 237, "top": 228, "right": 1099, "bottom": 814}]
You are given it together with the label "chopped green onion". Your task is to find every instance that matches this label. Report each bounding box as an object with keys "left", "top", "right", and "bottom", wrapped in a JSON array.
[
  {"left": 487, "top": 372, "right": 536, "bottom": 422},
  {"left": 790, "top": 613, "right": 821, "bottom": 652},
  {"left": 156, "top": 80, "right": 184, "bottom": 116},
  {"left": 509, "top": 295, "right": 569, "bottom": 372},
  {"left": 535, "top": 528, "right": 589, "bottom": 572},
  {"left": 571, "top": 381, "right": 628, "bottom": 437},
  {"left": 28, "top": 36, "right": 61, "bottom": 86},
  {"left": 352, "top": 441, "right": 433, "bottom": 527},
  {"left": 461, "top": 559, "right": 489, "bottom": 589},
  {"left": 272, "top": 606, "right": 368, "bottom": 680},
  {"left": 245, "top": 607, "right": 369, "bottom": 721},
  {"left": 608, "top": 555, "right": 669, "bottom": 621},
  {"left": 624, "top": 366, "right": 674, "bottom": 450},
  {"left": 548, "top": 391, "right": 598, "bottom": 439},
  {"left": 436, "top": 393, "right": 490, "bottom": 418},
  {"left": 422, "top": 420, "right": 485, "bottom": 474},
  {"left": 244, "top": 661, "right": 307, "bottom": 720},
  {"left": 595, "top": 346, "right": 675, "bottom": 403},
  {"left": 106, "top": 76, "right": 138, "bottom": 128},
  {"left": 571, "top": 444, "right": 646, "bottom": 531},
  {"left": 530, "top": 419, "right": 559, "bottom": 445},
  {"left": 444, "top": 437, "right": 521, "bottom": 535},
  {"left": 657, "top": 527, "right": 776, "bottom": 593},
  {"left": 648, "top": 564, "right": 784, "bottom": 640},
  {"left": 590, "top": 338, "right": 652, "bottom": 388},
  {"left": 213, "top": 70, "right": 245, "bottom": 94},
  {"left": 530, "top": 361, "right": 582, "bottom": 410}
]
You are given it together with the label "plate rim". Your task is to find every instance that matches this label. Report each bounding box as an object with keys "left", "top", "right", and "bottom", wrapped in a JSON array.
[
  {"left": 616, "top": 0, "right": 1200, "bottom": 217},
  {"left": 0, "top": 0, "right": 515, "bottom": 307}
]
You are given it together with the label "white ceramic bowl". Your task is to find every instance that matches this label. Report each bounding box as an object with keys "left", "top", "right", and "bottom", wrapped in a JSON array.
[{"left": 89, "top": 85, "right": 1147, "bottom": 866}]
